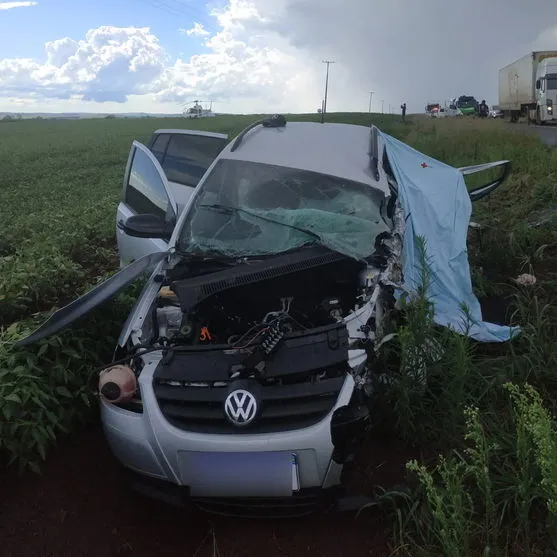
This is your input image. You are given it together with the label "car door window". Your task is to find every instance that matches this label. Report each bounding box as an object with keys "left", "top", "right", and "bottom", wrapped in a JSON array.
[
  {"left": 150, "top": 133, "right": 170, "bottom": 164},
  {"left": 124, "top": 146, "right": 174, "bottom": 221},
  {"left": 161, "top": 134, "right": 227, "bottom": 187}
]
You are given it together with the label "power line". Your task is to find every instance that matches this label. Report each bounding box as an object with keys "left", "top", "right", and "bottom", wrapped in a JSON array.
[
  {"left": 161, "top": 0, "right": 218, "bottom": 28},
  {"left": 132, "top": 0, "right": 220, "bottom": 35},
  {"left": 172, "top": 0, "right": 220, "bottom": 25}
]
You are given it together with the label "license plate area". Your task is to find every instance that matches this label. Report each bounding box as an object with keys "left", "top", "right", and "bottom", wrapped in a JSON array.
[{"left": 179, "top": 450, "right": 300, "bottom": 497}]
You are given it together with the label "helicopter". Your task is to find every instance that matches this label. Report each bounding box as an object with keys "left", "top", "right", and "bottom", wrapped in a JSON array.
[{"left": 182, "top": 99, "right": 216, "bottom": 118}]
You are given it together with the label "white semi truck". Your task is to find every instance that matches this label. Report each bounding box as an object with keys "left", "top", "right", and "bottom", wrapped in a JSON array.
[{"left": 498, "top": 50, "right": 557, "bottom": 124}]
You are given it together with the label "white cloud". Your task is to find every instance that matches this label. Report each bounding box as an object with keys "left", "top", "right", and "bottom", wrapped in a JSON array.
[
  {"left": 0, "top": 26, "right": 166, "bottom": 103},
  {"left": 180, "top": 22, "right": 210, "bottom": 37},
  {"left": 0, "top": 1, "right": 37, "bottom": 9},
  {"left": 145, "top": 0, "right": 325, "bottom": 112},
  {"left": 1, "top": 0, "right": 556, "bottom": 113},
  {"left": 0, "top": 1, "right": 323, "bottom": 113}
]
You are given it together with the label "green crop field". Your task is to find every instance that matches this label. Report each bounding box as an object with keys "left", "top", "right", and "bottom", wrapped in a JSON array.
[{"left": 1, "top": 113, "right": 557, "bottom": 556}]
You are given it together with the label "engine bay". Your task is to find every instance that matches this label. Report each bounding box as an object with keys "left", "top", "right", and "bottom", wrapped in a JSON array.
[
  {"left": 123, "top": 216, "right": 406, "bottom": 391},
  {"left": 109, "top": 207, "right": 405, "bottom": 407},
  {"left": 151, "top": 256, "right": 369, "bottom": 349}
]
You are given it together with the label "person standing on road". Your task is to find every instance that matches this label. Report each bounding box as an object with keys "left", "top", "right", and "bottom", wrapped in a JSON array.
[
  {"left": 401, "top": 102, "right": 407, "bottom": 122},
  {"left": 478, "top": 100, "right": 489, "bottom": 118}
]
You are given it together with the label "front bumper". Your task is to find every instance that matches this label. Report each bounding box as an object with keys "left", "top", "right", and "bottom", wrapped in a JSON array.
[
  {"left": 120, "top": 465, "right": 341, "bottom": 517},
  {"left": 100, "top": 355, "right": 363, "bottom": 506}
]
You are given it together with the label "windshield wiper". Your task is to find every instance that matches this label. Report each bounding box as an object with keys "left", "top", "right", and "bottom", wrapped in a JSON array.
[{"left": 197, "top": 203, "right": 322, "bottom": 243}]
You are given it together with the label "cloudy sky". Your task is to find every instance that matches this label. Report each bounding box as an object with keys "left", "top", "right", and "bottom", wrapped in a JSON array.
[{"left": 0, "top": 0, "right": 556, "bottom": 114}]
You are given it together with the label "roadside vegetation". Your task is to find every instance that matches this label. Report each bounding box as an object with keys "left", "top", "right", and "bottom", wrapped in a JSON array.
[
  {"left": 375, "top": 117, "right": 557, "bottom": 556},
  {"left": 1, "top": 113, "right": 556, "bottom": 555}
]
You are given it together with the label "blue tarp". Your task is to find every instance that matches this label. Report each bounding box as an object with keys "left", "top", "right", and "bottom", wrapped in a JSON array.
[{"left": 379, "top": 130, "right": 520, "bottom": 343}]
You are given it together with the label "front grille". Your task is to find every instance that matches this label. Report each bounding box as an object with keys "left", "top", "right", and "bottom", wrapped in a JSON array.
[{"left": 153, "top": 365, "right": 347, "bottom": 434}]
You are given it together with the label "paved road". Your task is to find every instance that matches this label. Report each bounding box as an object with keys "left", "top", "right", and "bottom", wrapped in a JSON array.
[{"left": 507, "top": 121, "right": 557, "bottom": 146}]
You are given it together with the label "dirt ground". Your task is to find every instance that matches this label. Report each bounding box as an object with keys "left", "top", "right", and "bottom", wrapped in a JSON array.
[{"left": 0, "top": 425, "right": 413, "bottom": 557}]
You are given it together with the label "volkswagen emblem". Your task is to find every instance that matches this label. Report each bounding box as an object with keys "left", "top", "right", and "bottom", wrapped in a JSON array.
[{"left": 224, "top": 389, "right": 258, "bottom": 426}]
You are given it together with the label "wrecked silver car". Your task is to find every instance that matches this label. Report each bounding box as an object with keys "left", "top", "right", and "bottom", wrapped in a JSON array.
[{"left": 18, "top": 116, "right": 515, "bottom": 515}]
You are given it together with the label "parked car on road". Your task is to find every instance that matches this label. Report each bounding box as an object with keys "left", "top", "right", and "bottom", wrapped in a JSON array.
[{"left": 490, "top": 106, "right": 504, "bottom": 118}]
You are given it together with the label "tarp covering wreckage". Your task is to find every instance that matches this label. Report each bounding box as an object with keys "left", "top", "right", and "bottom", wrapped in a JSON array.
[{"left": 378, "top": 128, "right": 519, "bottom": 343}]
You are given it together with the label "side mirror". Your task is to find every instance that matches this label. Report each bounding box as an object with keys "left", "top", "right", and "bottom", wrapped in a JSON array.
[
  {"left": 536, "top": 79, "right": 541, "bottom": 89},
  {"left": 122, "top": 214, "right": 174, "bottom": 239}
]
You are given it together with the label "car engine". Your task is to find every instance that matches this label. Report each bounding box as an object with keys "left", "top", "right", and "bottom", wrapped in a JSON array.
[{"left": 153, "top": 255, "right": 367, "bottom": 349}]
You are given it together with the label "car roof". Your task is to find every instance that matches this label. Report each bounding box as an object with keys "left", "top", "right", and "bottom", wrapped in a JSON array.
[{"left": 219, "top": 121, "right": 389, "bottom": 195}]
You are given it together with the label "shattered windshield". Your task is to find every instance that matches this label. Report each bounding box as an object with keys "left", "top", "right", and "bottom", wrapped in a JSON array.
[{"left": 176, "top": 159, "right": 390, "bottom": 260}]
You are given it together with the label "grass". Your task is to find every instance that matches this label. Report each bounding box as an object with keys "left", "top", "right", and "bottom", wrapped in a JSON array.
[{"left": 1, "top": 112, "right": 557, "bottom": 554}]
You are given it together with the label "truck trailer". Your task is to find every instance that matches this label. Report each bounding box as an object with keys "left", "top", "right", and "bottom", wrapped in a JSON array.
[{"left": 498, "top": 51, "right": 557, "bottom": 124}]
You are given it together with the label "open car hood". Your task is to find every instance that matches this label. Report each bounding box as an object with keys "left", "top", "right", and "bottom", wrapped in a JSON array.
[{"left": 16, "top": 251, "right": 168, "bottom": 346}]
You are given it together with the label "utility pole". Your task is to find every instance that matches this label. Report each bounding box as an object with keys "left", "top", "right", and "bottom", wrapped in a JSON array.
[
  {"left": 321, "top": 60, "right": 335, "bottom": 123},
  {"left": 381, "top": 100, "right": 384, "bottom": 114},
  {"left": 368, "top": 91, "right": 374, "bottom": 123}
]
